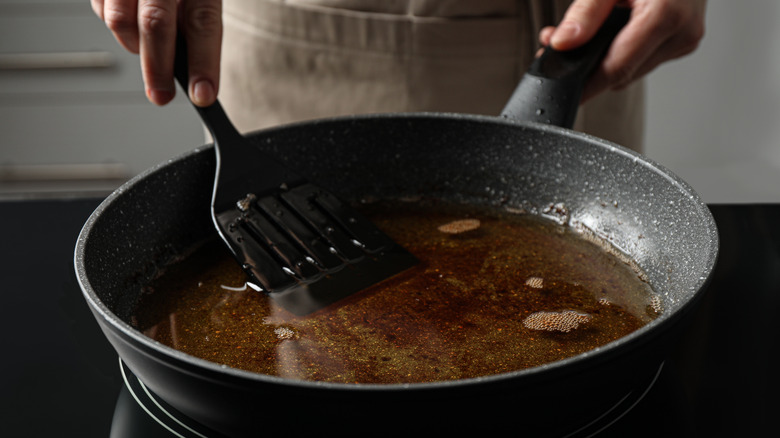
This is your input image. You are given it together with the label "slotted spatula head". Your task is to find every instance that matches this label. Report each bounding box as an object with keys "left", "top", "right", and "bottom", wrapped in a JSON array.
[{"left": 173, "top": 36, "right": 417, "bottom": 315}]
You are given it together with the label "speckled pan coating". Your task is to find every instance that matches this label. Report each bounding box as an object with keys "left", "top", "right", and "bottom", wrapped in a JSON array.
[{"left": 75, "top": 113, "right": 718, "bottom": 436}]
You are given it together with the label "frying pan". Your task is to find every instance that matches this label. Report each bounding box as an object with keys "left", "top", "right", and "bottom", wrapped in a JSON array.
[{"left": 75, "top": 11, "right": 718, "bottom": 437}]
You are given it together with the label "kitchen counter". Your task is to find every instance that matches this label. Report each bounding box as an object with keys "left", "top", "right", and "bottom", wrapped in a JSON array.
[{"left": 1, "top": 198, "right": 778, "bottom": 436}]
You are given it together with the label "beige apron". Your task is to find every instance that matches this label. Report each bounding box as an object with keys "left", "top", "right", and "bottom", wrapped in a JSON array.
[{"left": 220, "top": 0, "right": 645, "bottom": 151}]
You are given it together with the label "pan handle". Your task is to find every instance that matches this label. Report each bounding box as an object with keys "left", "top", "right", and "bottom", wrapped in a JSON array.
[{"left": 500, "top": 7, "right": 630, "bottom": 128}]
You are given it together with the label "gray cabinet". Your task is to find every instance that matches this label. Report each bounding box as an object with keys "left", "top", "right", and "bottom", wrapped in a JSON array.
[{"left": 0, "top": 0, "right": 205, "bottom": 198}]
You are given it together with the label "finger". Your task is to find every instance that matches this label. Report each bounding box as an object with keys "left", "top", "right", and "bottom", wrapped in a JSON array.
[
  {"left": 610, "top": 28, "right": 704, "bottom": 92},
  {"left": 91, "top": 0, "right": 105, "bottom": 20},
  {"left": 551, "top": 0, "right": 619, "bottom": 51},
  {"left": 534, "top": 26, "right": 556, "bottom": 58},
  {"left": 582, "top": 2, "right": 705, "bottom": 100},
  {"left": 103, "top": 0, "right": 140, "bottom": 54},
  {"left": 138, "top": 0, "right": 178, "bottom": 105},
  {"left": 581, "top": 29, "right": 663, "bottom": 101},
  {"left": 182, "top": 0, "right": 222, "bottom": 107},
  {"left": 619, "top": 1, "right": 706, "bottom": 82},
  {"left": 538, "top": 26, "right": 555, "bottom": 47}
]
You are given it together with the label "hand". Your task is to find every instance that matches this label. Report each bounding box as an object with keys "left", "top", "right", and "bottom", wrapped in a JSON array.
[
  {"left": 91, "top": 0, "right": 222, "bottom": 107},
  {"left": 540, "top": 0, "right": 706, "bottom": 102}
]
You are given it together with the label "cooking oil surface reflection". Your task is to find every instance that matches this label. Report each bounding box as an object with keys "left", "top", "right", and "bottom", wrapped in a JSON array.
[{"left": 135, "top": 200, "right": 661, "bottom": 384}]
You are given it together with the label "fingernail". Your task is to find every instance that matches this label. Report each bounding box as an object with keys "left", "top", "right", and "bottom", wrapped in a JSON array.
[
  {"left": 193, "top": 80, "right": 215, "bottom": 107},
  {"left": 147, "top": 88, "right": 174, "bottom": 106},
  {"left": 551, "top": 21, "right": 582, "bottom": 50}
]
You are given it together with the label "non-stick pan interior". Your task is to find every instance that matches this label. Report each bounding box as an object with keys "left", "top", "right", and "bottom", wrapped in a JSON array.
[
  {"left": 252, "top": 114, "right": 718, "bottom": 312},
  {"left": 77, "top": 112, "right": 718, "bottom": 373}
]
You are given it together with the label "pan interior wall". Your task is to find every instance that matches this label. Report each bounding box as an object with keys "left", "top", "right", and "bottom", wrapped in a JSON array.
[{"left": 80, "top": 114, "right": 716, "bottom": 324}]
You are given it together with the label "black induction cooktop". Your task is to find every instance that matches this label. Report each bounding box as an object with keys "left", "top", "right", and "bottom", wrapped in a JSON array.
[{"left": 1, "top": 198, "right": 778, "bottom": 437}]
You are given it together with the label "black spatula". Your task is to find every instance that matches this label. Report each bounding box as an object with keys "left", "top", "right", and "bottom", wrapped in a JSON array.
[{"left": 173, "top": 37, "right": 417, "bottom": 315}]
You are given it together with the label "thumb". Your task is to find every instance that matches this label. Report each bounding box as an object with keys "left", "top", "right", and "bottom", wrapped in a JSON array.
[{"left": 551, "top": 0, "right": 620, "bottom": 51}]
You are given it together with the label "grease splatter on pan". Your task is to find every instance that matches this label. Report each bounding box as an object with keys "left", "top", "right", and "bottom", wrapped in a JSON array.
[{"left": 437, "top": 218, "right": 481, "bottom": 234}]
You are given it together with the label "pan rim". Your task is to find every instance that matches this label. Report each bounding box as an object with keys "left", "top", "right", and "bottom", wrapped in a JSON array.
[{"left": 74, "top": 111, "right": 719, "bottom": 393}]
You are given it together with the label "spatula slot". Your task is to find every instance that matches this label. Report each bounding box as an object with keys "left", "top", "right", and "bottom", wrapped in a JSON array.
[
  {"left": 279, "top": 184, "right": 367, "bottom": 262},
  {"left": 215, "top": 209, "right": 297, "bottom": 291},
  {"left": 254, "top": 194, "right": 344, "bottom": 270}
]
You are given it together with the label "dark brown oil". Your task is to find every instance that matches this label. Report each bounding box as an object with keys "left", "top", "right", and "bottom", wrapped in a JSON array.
[{"left": 133, "top": 199, "right": 660, "bottom": 384}]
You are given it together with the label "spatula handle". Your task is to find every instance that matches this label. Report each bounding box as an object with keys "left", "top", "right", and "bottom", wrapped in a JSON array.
[
  {"left": 501, "top": 7, "right": 631, "bottom": 128},
  {"left": 173, "top": 34, "right": 243, "bottom": 145},
  {"left": 173, "top": 33, "right": 305, "bottom": 213}
]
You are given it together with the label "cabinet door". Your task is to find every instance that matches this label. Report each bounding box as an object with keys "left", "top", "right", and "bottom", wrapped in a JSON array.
[{"left": 0, "top": 1, "right": 205, "bottom": 197}]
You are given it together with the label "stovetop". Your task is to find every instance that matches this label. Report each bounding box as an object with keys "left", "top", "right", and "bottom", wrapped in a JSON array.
[{"left": 1, "top": 198, "right": 778, "bottom": 436}]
